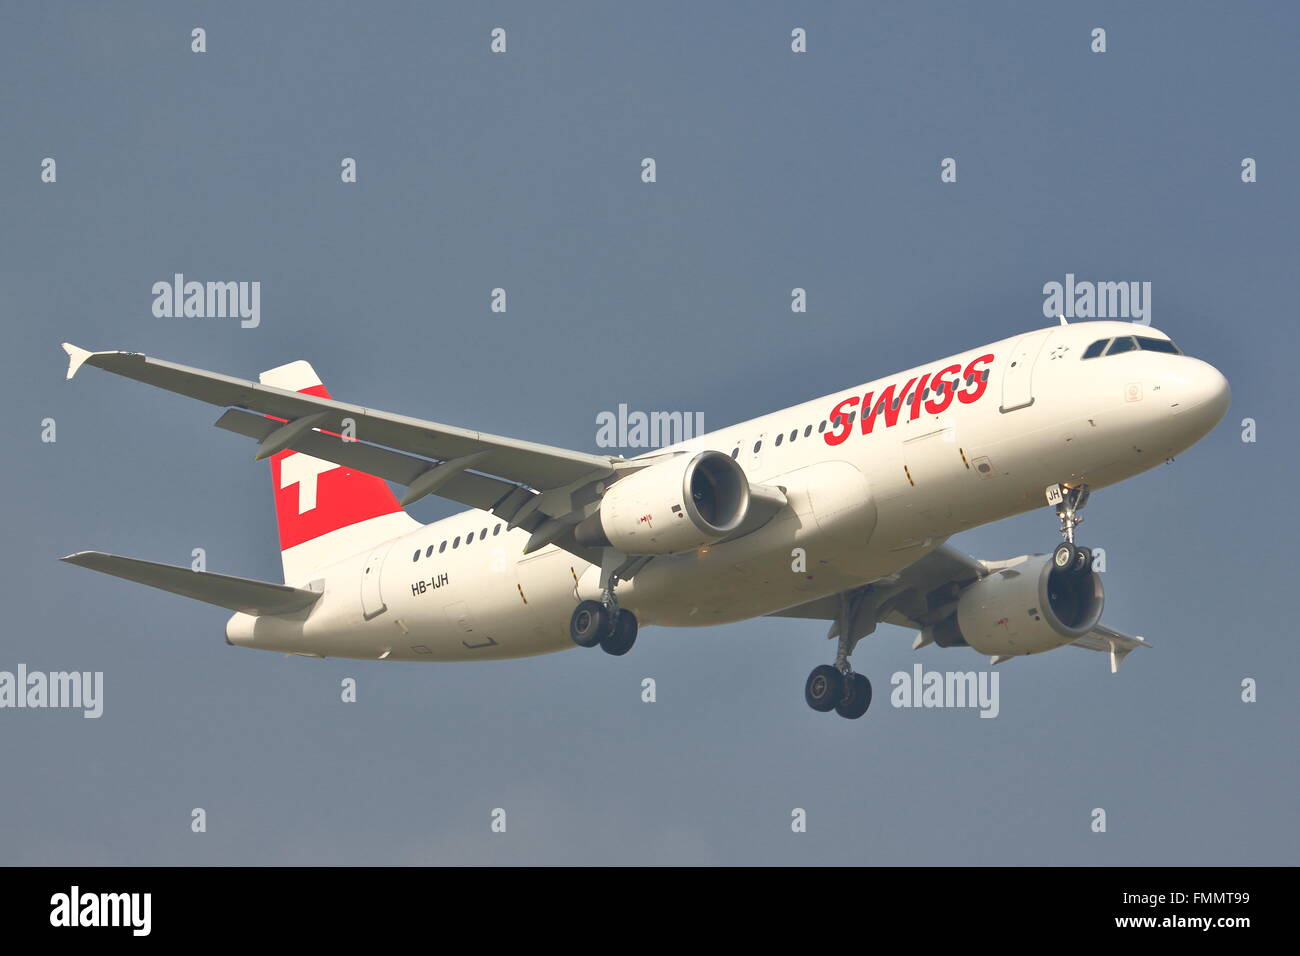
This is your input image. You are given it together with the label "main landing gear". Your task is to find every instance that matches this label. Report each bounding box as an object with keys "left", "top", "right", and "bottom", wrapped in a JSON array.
[
  {"left": 804, "top": 587, "right": 874, "bottom": 719},
  {"left": 805, "top": 665, "right": 872, "bottom": 719},
  {"left": 569, "top": 574, "right": 639, "bottom": 656},
  {"left": 1047, "top": 482, "right": 1093, "bottom": 576}
]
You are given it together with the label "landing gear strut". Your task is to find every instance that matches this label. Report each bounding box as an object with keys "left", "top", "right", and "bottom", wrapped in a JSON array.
[
  {"left": 1048, "top": 482, "right": 1093, "bottom": 576},
  {"left": 804, "top": 587, "right": 874, "bottom": 719},
  {"left": 569, "top": 571, "right": 639, "bottom": 656}
]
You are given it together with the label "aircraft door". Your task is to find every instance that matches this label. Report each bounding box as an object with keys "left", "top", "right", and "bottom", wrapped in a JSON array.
[
  {"left": 999, "top": 329, "right": 1055, "bottom": 413},
  {"left": 360, "top": 542, "right": 394, "bottom": 620}
]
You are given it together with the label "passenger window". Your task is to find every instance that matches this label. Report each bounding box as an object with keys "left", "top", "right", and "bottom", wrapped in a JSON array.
[
  {"left": 775, "top": 434, "right": 783, "bottom": 446},
  {"left": 1105, "top": 336, "right": 1137, "bottom": 355},
  {"left": 789, "top": 429, "right": 797, "bottom": 441},
  {"left": 466, "top": 531, "right": 474, "bottom": 544},
  {"left": 753, "top": 440, "right": 762, "bottom": 453},
  {"left": 847, "top": 411, "right": 856, "bottom": 424},
  {"left": 425, "top": 545, "right": 434, "bottom": 558},
  {"left": 439, "top": 541, "right": 447, "bottom": 553},
  {"left": 481, "top": 527, "right": 488, "bottom": 538},
  {"left": 731, "top": 447, "right": 739, "bottom": 459},
  {"left": 818, "top": 420, "right": 827, "bottom": 433},
  {"left": 412, "top": 550, "right": 420, "bottom": 562},
  {"left": 493, "top": 525, "right": 501, "bottom": 536},
  {"left": 804, "top": 425, "right": 812, "bottom": 437},
  {"left": 453, "top": 536, "right": 461, "bottom": 549},
  {"left": 1082, "top": 339, "right": 1108, "bottom": 359},
  {"left": 1137, "top": 336, "right": 1180, "bottom": 355}
]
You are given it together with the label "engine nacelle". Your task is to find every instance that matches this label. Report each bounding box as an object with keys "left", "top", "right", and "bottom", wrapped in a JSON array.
[
  {"left": 576, "top": 451, "right": 750, "bottom": 555},
  {"left": 939, "top": 554, "right": 1104, "bottom": 657}
]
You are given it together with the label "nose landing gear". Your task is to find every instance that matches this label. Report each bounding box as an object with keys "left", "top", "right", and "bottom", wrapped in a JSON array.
[{"left": 1047, "top": 482, "right": 1093, "bottom": 575}]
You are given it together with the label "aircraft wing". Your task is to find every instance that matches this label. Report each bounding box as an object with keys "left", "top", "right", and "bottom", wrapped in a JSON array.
[
  {"left": 768, "top": 545, "right": 982, "bottom": 626},
  {"left": 63, "top": 344, "right": 614, "bottom": 488},
  {"left": 770, "top": 544, "right": 1150, "bottom": 671},
  {"left": 63, "top": 343, "right": 623, "bottom": 563}
]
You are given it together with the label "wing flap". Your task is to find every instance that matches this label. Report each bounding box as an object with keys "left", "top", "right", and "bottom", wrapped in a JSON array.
[{"left": 60, "top": 551, "right": 322, "bottom": 617}]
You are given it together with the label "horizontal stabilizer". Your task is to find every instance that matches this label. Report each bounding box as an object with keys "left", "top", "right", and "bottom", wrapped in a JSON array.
[{"left": 60, "top": 551, "right": 322, "bottom": 616}]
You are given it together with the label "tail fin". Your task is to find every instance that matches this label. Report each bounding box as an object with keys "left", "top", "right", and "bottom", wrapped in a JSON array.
[{"left": 259, "top": 361, "right": 419, "bottom": 584}]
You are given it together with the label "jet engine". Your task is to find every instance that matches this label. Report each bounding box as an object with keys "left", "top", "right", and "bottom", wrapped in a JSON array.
[
  {"left": 930, "top": 554, "right": 1104, "bottom": 656},
  {"left": 575, "top": 450, "right": 750, "bottom": 555}
]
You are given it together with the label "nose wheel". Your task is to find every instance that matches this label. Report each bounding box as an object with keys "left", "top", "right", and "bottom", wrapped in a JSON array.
[
  {"left": 1047, "top": 482, "right": 1093, "bottom": 575},
  {"left": 1052, "top": 541, "right": 1093, "bottom": 575}
]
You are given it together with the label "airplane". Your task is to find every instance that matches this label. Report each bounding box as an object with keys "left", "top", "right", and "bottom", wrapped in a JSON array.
[{"left": 58, "top": 318, "right": 1230, "bottom": 719}]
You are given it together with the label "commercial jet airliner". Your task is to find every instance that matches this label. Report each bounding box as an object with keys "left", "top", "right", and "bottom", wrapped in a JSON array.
[{"left": 59, "top": 319, "right": 1229, "bottom": 719}]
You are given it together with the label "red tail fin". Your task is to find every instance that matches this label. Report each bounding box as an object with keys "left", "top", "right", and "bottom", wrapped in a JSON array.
[{"left": 260, "top": 361, "right": 418, "bottom": 583}]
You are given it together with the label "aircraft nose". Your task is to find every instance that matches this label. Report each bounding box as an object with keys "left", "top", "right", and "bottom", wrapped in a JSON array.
[{"left": 1174, "top": 358, "right": 1231, "bottom": 429}]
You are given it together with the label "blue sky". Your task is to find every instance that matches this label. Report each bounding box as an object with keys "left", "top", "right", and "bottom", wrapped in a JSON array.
[{"left": 1, "top": 1, "right": 1296, "bottom": 864}]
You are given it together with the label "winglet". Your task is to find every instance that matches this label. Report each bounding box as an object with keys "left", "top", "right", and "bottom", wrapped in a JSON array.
[
  {"left": 61, "top": 342, "right": 94, "bottom": 380},
  {"left": 1107, "top": 635, "right": 1152, "bottom": 673}
]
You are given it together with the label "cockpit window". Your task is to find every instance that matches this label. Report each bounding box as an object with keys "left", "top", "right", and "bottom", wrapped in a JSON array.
[
  {"left": 1084, "top": 335, "right": 1181, "bottom": 360},
  {"left": 1136, "top": 336, "right": 1181, "bottom": 355}
]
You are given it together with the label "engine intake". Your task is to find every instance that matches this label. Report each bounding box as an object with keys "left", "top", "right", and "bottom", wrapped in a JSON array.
[
  {"left": 933, "top": 554, "right": 1104, "bottom": 657},
  {"left": 575, "top": 451, "right": 750, "bottom": 555}
]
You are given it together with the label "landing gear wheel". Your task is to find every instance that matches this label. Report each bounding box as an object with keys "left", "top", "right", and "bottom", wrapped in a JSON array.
[
  {"left": 569, "top": 600, "right": 609, "bottom": 648},
  {"left": 1071, "top": 546, "right": 1092, "bottom": 574},
  {"left": 805, "top": 665, "right": 844, "bottom": 712},
  {"left": 599, "top": 609, "right": 638, "bottom": 656},
  {"left": 1052, "top": 542, "right": 1078, "bottom": 573},
  {"left": 835, "top": 673, "right": 873, "bottom": 720}
]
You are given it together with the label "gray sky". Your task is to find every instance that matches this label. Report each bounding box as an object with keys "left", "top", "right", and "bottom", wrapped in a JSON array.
[{"left": 2, "top": 1, "right": 1296, "bottom": 865}]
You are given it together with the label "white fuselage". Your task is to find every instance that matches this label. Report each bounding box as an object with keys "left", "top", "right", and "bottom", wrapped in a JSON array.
[{"left": 225, "top": 322, "right": 1229, "bottom": 661}]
